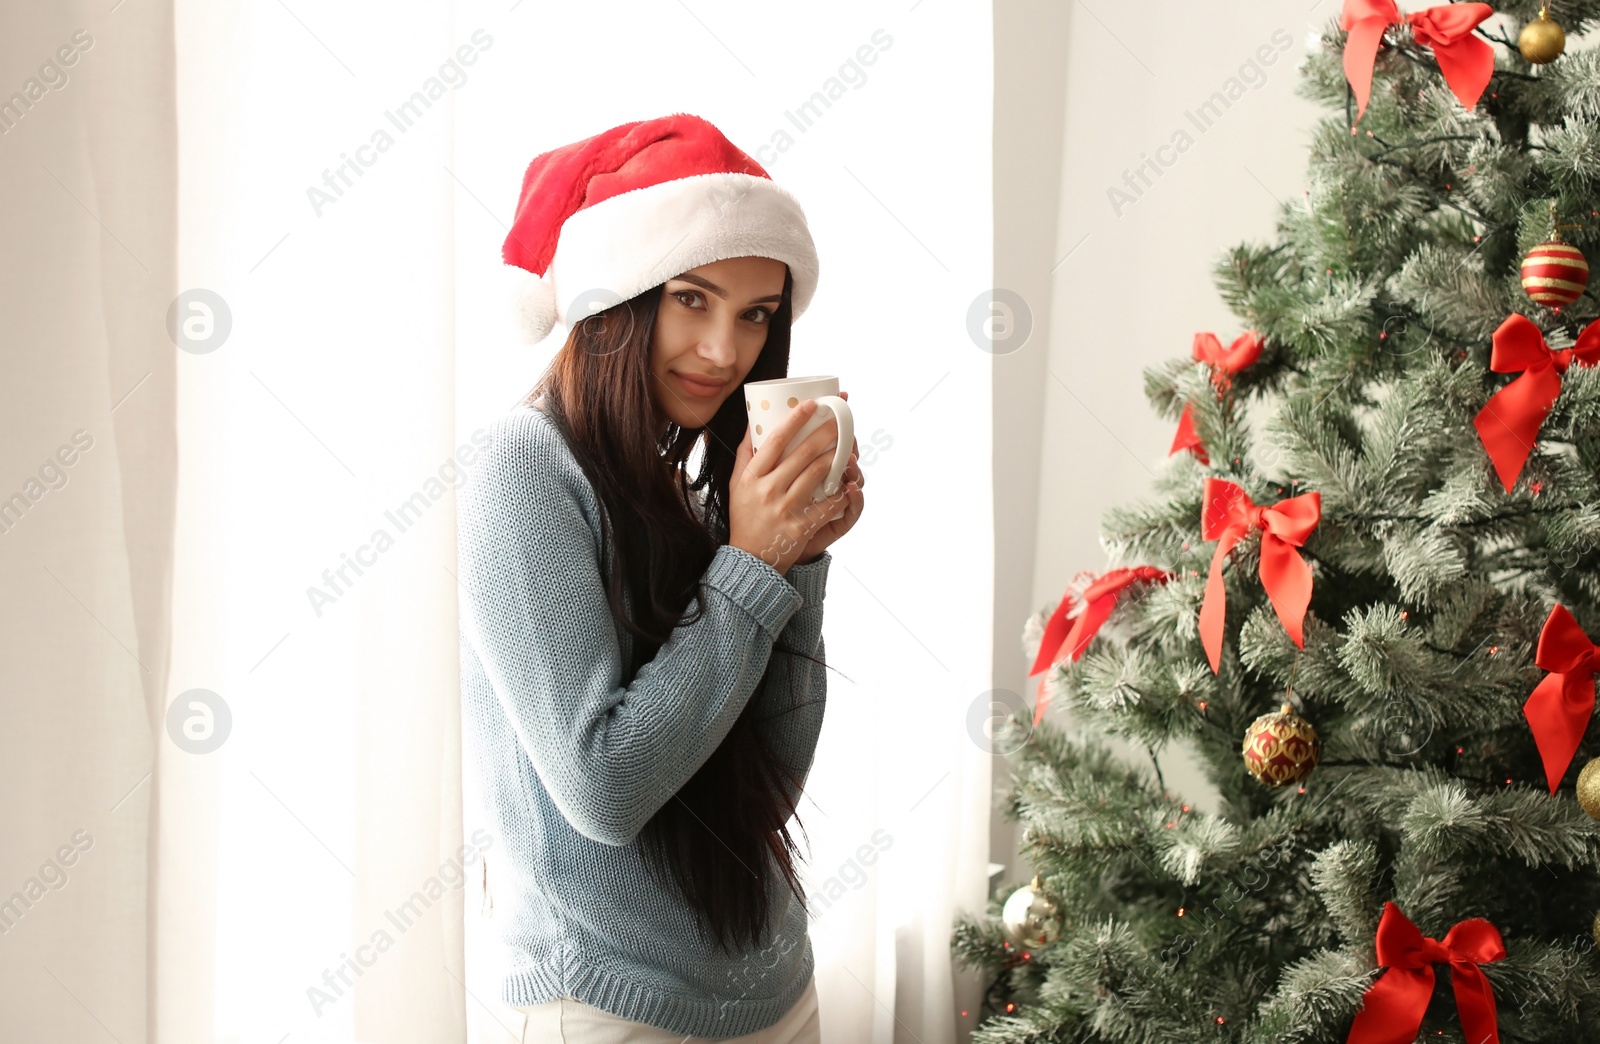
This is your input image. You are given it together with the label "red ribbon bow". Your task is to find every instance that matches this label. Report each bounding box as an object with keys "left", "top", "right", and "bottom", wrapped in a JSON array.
[
  {"left": 1198, "top": 479, "right": 1321, "bottom": 674},
  {"left": 1523, "top": 604, "right": 1599, "bottom": 794},
  {"left": 1473, "top": 314, "right": 1600, "bottom": 492},
  {"left": 1169, "top": 331, "right": 1263, "bottom": 463},
  {"left": 1169, "top": 404, "right": 1208, "bottom": 463},
  {"left": 1340, "top": 0, "right": 1495, "bottom": 124},
  {"left": 1193, "top": 329, "right": 1263, "bottom": 389},
  {"left": 1029, "top": 566, "right": 1172, "bottom": 726},
  {"left": 1346, "top": 902, "right": 1506, "bottom": 1044}
]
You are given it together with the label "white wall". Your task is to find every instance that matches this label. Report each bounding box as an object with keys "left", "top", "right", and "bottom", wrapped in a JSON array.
[{"left": 993, "top": 0, "right": 1331, "bottom": 878}]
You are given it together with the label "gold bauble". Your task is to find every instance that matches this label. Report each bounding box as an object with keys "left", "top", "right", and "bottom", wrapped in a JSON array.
[
  {"left": 1242, "top": 702, "right": 1321, "bottom": 787},
  {"left": 1518, "top": 6, "right": 1566, "bottom": 65},
  {"left": 1594, "top": 908, "right": 1600, "bottom": 945},
  {"left": 1577, "top": 758, "right": 1600, "bottom": 821},
  {"left": 1001, "top": 874, "right": 1063, "bottom": 948}
]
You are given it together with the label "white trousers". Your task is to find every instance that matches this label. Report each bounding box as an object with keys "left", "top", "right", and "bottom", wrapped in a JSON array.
[{"left": 513, "top": 974, "right": 819, "bottom": 1043}]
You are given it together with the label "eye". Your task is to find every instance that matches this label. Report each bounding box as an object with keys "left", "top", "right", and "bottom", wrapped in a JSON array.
[{"left": 671, "top": 289, "right": 772, "bottom": 325}]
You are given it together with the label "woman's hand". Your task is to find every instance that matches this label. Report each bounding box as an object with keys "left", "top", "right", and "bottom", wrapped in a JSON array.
[
  {"left": 729, "top": 398, "right": 860, "bottom": 575},
  {"left": 795, "top": 389, "right": 863, "bottom": 565}
]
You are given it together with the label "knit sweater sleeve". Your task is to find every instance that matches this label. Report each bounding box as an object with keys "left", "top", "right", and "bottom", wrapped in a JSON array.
[
  {"left": 757, "top": 551, "right": 831, "bottom": 807},
  {"left": 458, "top": 411, "right": 806, "bottom": 847}
]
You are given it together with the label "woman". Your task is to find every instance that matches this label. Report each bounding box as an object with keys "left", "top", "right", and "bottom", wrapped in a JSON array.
[{"left": 458, "top": 114, "right": 865, "bottom": 1043}]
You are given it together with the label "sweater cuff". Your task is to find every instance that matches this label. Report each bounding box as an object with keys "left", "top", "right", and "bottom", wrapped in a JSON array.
[
  {"left": 782, "top": 550, "right": 830, "bottom": 608},
  {"left": 708, "top": 545, "right": 805, "bottom": 637}
]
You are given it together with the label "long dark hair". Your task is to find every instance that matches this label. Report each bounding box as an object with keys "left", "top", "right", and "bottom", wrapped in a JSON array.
[{"left": 525, "top": 266, "right": 834, "bottom": 955}]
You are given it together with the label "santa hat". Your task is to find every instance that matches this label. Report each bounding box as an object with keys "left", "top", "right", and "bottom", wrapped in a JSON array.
[{"left": 502, "top": 113, "right": 820, "bottom": 345}]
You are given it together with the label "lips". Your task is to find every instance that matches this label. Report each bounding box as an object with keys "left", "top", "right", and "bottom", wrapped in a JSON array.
[{"left": 673, "top": 371, "right": 727, "bottom": 397}]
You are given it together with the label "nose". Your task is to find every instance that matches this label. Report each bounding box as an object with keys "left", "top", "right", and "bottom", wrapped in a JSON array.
[{"left": 698, "top": 324, "right": 739, "bottom": 369}]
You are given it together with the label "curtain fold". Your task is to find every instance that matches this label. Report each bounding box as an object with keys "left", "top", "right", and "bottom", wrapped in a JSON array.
[{"left": 0, "top": 0, "right": 176, "bottom": 1039}]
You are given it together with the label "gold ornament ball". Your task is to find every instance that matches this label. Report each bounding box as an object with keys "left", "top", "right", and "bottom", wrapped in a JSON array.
[
  {"left": 1518, "top": 7, "right": 1566, "bottom": 65},
  {"left": 1594, "top": 909, "right": 1600, "bottom": 945},
  {"left": 1002, "top": 874, "right": 1063, "bottom": 948},
  {"left": 1577, "top": 758, "right": 1600, "bottom": 821},
  {"left": 1242, "top": 702, "right": 1322, "bottom": 787}
]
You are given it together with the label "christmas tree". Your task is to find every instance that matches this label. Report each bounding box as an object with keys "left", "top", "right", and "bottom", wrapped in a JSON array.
[{"left": 954, "top": 3, "right": 1600, "bottom": 1041}]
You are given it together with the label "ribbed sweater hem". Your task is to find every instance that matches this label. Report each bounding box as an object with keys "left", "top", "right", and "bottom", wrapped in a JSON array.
[
  {"left": 707, "top": 544, "right": 805, "bottom": 637},
  {"left": 783, "top": 550, "right": 830, "bottom": 608},
  {"left": 502, "top": 943, "right": 816, "bottom": 1039}
]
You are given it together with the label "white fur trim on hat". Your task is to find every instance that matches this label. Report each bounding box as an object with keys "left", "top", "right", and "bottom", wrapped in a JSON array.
[
  {"left": 510, "top": 171, "right": 818, "bottom": 345},
  {"left": 511, "top": 268, "right": 559, "bottom": 345}
]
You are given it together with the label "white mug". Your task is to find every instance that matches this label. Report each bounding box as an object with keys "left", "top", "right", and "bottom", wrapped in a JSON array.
[{"left": 744, "top": 375, "right": 854, "bottom": 502}]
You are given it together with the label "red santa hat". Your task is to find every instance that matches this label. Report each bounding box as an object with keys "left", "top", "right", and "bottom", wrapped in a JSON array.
[{"left": 502, "top": 112, "right": 820, "bottom": 345}]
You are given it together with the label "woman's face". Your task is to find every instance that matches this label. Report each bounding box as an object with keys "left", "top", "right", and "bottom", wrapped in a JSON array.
[{"left": 649, "top": 255, "right": 788, "bottom": 432}]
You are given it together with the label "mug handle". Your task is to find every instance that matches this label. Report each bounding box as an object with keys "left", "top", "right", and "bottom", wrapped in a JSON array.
[{"left": 809, "top": 396, "right": 854, "bottom": 501}]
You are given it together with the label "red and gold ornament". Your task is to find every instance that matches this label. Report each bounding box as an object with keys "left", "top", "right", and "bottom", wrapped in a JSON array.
[
  {"left": 1521, "top": 235, "right": 1589, "bottom": 308},
  {"left": 1242, "top": 701, "right": 1321, "bottom": 786}
]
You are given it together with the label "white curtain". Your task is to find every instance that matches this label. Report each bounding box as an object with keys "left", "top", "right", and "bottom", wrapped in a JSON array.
[
  {"left": 1, "top": 2, "right": 993, "bottom": 1041},
  {"left": 0, "top": 0, "right": 176, "bottom": 1040}
]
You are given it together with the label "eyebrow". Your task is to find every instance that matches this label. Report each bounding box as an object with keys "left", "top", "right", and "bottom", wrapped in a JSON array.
[{"left": 670, "top": 272, "right": 783, "bottom": 306}]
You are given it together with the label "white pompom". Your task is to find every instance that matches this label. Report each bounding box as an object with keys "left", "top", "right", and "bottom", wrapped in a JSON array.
[{"left": 510, "top": 266, "right": 559, "bottom": 345}]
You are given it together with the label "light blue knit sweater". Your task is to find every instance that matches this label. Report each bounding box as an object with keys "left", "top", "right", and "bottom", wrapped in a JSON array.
[{"left": 457, "top": 401, "right": 830, "bottom": 1039}]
